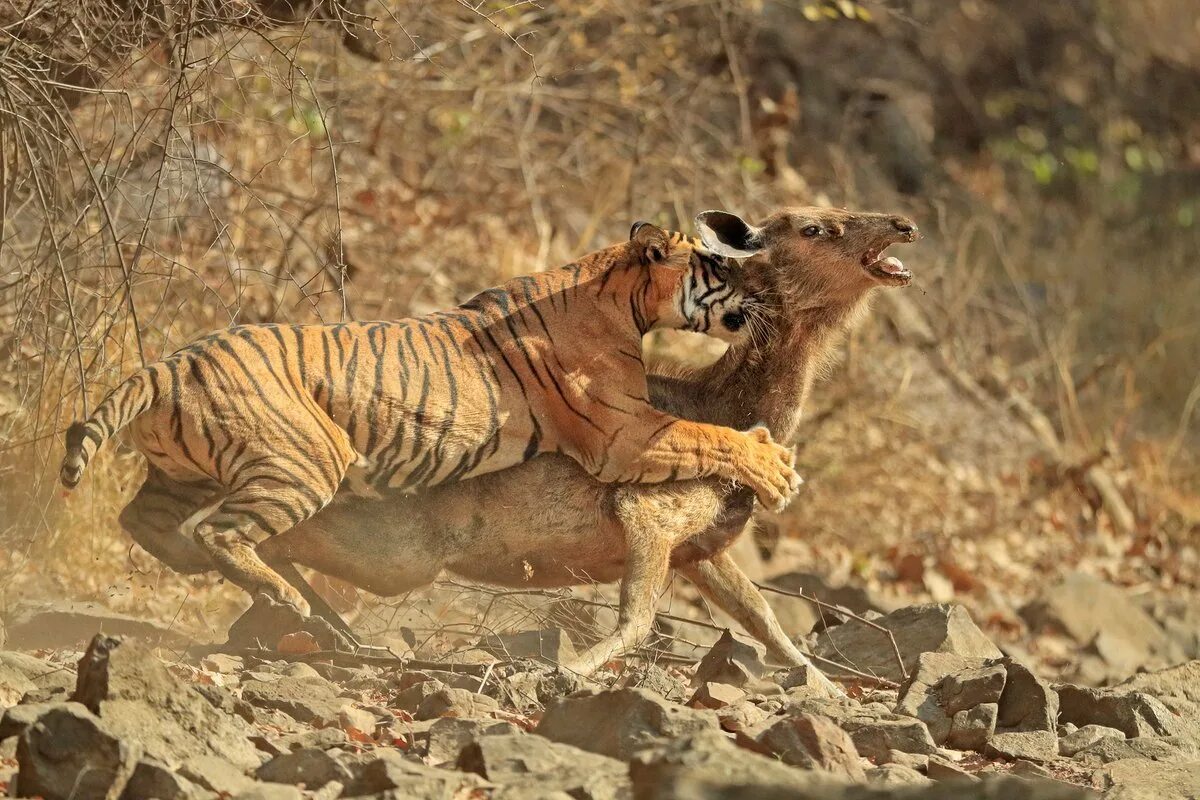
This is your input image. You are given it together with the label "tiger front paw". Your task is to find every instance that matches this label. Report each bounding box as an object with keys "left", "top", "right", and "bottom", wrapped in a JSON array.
[{"left": 741, "top": 426, "right": 802, "bottom": 512}]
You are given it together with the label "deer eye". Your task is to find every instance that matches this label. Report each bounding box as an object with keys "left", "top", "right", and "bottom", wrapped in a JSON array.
[{"left": 802, "top": 225, "right": 822, "bottom": 237}]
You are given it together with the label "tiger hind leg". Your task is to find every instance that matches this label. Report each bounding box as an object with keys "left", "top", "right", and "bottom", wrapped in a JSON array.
[
  {"left": 118, "top": 466, "right": 221, "bottom": 574},
  {"left": 192, "top": 478, "right": 344, "bottom": 615}
]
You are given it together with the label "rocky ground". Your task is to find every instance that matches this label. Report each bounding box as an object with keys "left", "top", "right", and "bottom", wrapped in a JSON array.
[{"left": 2, "top": 582, "right": 1198, "bottom": 800}]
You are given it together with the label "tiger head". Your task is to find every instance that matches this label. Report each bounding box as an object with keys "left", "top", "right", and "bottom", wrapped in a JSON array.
[{"left": 628, "top": 221, "right": 759, "bottom": 345}]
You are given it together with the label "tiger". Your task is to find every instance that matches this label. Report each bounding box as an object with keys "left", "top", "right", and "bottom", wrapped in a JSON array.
[{"left": 59, "top": 223, "right": 801, "bottom": 613}]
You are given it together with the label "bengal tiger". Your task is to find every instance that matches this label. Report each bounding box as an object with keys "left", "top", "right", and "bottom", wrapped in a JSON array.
[{"left": 60, "top": 223, "right": 801, "bottom": 613}]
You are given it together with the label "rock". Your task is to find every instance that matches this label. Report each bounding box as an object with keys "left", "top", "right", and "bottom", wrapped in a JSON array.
[
  {"left": 338, "top": 706, "right": 377, "bottom": 739},
  {"left": 895, "top": 652, "right": 1003, "bottom": 746},
  {"left": 617, "top": 664, "right": 688, "bottom": 703},
  {"left": 946, "top": 703, "right": 998, "bottom": 751},
  {"left": 943, "top": 665, "right": 1007, "bottom": 714},
  {"left": 2, "top": 601, "right": 193, "bottom": 650},
  {"left": 200, "top": 654, "right": 244, "bottom": 675},
  {"left": 344, "top": 749, "right": 484, "bottom": 796},
  {"left": 255, "top": 748, "right": 352, "bottom": 787},
  {"left": 1011, "top": 759, "right": 1053, "bottom": 779},
  {"left": 997, "top": 660, "right": 1059, "bottom": 733},
  {"left": 692, "top": 630, "right": 769, "bottom": 689},
  {"left": 745, "top": 713, "right": 866, "bottom": 780},
  {"left": 415, "top": 687, "right": 500, "bottom": 721},
  {"left": 689, "top": 682, "right": 746, "bottom": 710},
  {"left": 226, "top": 595, "right": 352, "bottom": 652},
  {"left": 0, "top": 661, "right": 36, "bottom": 709},
  {"left": 231, "top": 785, "right": 304, "bottom": 800},
  {"left": 1020, "top": 573, "right": 1180, "bottom": 679},
  {"left": 713, "top": 698, "right": 770, "bottom": 733},
  {"left": 72, "top": 635, "right": 261, "bottom": 771},
  {"left": 393, "top": 679, "right": 450, "bottom": 714},
  {"left": 768, "top": 568, "right": 883, "bottom": 614},
  {"left": 240, "top": 675, "right": 345, "bottom": 726},
  {"left": 1115, "top": 660, "right": 1200, "bottom": 703},
  {"left": 985, "top": 730, "right": 1059, "bottom": 762},
  {"left": 477, "top": 629, "right": 577, "bottom": 664},
  {"left": 926, "top": 755, "right": 979, "bottom": 782},
  {"left": 814, "top": 604, "right": 1001, "bottom": 683},
  {"left": 16, "top": 703, "right": 141, "bottom": 800},
  {"left": 458, "top": 733, "right": 628, "bottom": 800},
  {"left": 536, "top": 688, "right": 718, "bottom": 760},
  {"left": 1072, "top": 735, "right": 1200, "bottom": 765},
  {"left": 629, "top": 729, "right": 842, "bottom": 799},
  {"left": 178, "top": 754, "right": 256, "bottom": 795},
  {"left": 865, "top": 764, "right": 931, "bottom": 786},
  {"left": 251, "top": 727, "right": 347, "bottom": 757},
  {"left": 124, "top": 758, "right": 211, "bottom": 800},
  {"left": 426, "top": 718, "right": 521, "bottom": 764},
  {"left": 1100, "top": 759, "right": 1200, "bottom": 800},
  {"left": 493, "top": 666, "right": 588, "bottom": 709},
  {"left": 1, "top": 702, "right": 64, "bottom": 741},
  {"left": 836, "top": 708, "right": 938, "bottom": 760},
  {"left": 1055, "top": 685, "right": 1179, "bottom": 738}
]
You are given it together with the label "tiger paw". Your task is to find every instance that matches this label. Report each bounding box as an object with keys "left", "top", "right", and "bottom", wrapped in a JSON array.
[{"left": 740, "top": 426, "right": 802, "bottom": 512}]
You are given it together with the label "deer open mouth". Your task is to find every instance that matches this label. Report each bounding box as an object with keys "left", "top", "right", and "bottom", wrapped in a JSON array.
[{"left": 861, "top": 243, "right": 912, "bottom": 286}]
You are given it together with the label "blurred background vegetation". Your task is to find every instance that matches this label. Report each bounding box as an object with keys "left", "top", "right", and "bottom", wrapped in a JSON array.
[{"left": 1, "top": 0, "right": 1197, "bottom": 652}]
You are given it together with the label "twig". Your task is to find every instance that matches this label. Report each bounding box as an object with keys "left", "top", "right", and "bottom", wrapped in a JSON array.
[{"left": 753, "top": 581, "right": 909, "bottom": 683}]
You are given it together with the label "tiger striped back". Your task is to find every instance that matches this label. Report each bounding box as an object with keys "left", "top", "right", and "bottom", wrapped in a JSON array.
[{"left": 60, "top": 223, "right": 800, "bottom": 613}]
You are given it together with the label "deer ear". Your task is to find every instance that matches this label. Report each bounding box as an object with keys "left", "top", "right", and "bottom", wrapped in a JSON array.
[
  {"left": 630, "top": 222, "right": 670, "bottom": 265},
  {"left": 695, "top": 210, "right": 765, "bottom": 258}
]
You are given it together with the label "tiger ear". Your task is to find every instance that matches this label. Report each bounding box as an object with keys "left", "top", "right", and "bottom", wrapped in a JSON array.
[
  {"left": 630, "top": 221, "right": 671, "bottom": 265},
  {"left": 695, "top": 210, "right": 765, "bottom": 258}
]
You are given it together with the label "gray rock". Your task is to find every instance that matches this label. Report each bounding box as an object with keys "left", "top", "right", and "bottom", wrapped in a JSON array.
[
  {"left": 1114, "top": 660, "right": 1200, "bottom": 703},
  {"left": 255, "top": 747, "right": 352, "bottom": 787},
  {"left": 1, "top": 702, "right": 64, "bottom": 741},
  {"left": 746, "top": 712, "right": 866, "bottom": 780},
  {"left": 692, "top": 630, "right": 769, "bottom": 689},
  {"left": 72, "top": 636, "right": 261, "bottom": 771},
  {"left": 1072, "top": 735, "right": 1200, "bottom": 766},
  {"left": 1100, "top": 759, "right": 1200, "bottom": 800},
  {"left": 926, "top": 755, "right": 979, "bottom": 782},
  {"left": 689, "top": 682, "right": 746, "bottom": 710},
  {"left": 3, "top": 601, "right": 193, "bottom": 650},
  {"left": 618, "top": 664, "right": 688, "bottom": 704},
  {"left": 343, "top": 749, "right": 485, "bottom": 797},
  {"left": 255, "top": 727, "right": 348, "bottom": 756},
  {"left": 865, "top": 764, "right": 931, "bottom": 786},
  {"left": 944, "top": 665, "right": 1007, "bottom": 714},
  {"left": 425, "top": 717, "right": 521, "bottom": 764},
  {"left": 178, "top": 755, "right": 256, "bottom": 795},
  {"left": 815, "top": 604, "right": 1002, "bottom": 684},
  {"left": 458, "top": 733, "right": 628, "bottom": 800},
  {"left": 240, "top": 675, "right": 346, "bottom": 726},
  {"left": 997, "top": 660, "right": 1059, "bottom": 733},
  {"left": 16, "top": 703, "right": 141, "bottom": 800},
  {"left": 230, "top": 785, "right": 304, "bottom": 800},
  {"left": 477, "top": 629, "right": 577, "bottom": 664},
  {"left": 1058, "top": 725, "right": 1123, "bottom": 758},
  {"left": 985, "top": 730, "right": 1059, "bottom": 762},
  {"left": 414, "top": 687, "right": 499, "bottom": 721},
  {"left": 1056, "top": 685, "right": 1179, "bottom": 738},
  {"left": 492, "top": 666, "right": 588, "bottom": 708},
  {"left": 895, "top": 652, "right": 1002, "bottom": 745},
  {"left": 1020, "top": 573, "right": 1180, "bottom": 679},
  {"left": 629, "top": 729, "right": 842, "bottom": 799},
  {"left": 124, "top": 759, "right": 212, "bottom": 800},
  {"left": 392, "top": 679, "right": 450, "bottom": 714},
  {"left": 946, "top": 703, "right": 998, "bottom": 751},
  {"left": 837, "top": 708, "right": 938, "bottom": 760},
  {"left": 537, "top": 687, "right": 718, "bottom": 760}
]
